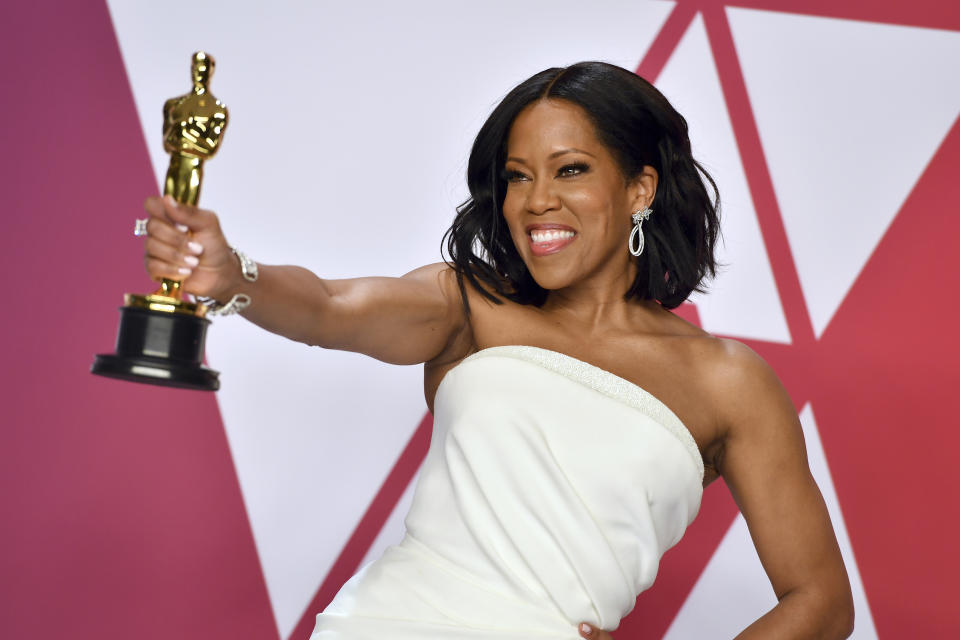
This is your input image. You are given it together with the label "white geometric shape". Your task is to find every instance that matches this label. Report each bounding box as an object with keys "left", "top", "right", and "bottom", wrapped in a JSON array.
[
  {"left": 729, "top": 8, "right": 960, "bottom": 337},
  {"left": 105, "top": 1, "right": 677, "bottom": 637},
  {"left": 664, "top": 403, "right": 877, "bottom": 638},
  {"left": 655, "top": 13, "right": 791, "bottom": 343},
  {"left": 662, "top": 507, "right": 773, "bottom": 637},
  {"left": 212, "top": 339, "right": 425, "bottom": 638}
]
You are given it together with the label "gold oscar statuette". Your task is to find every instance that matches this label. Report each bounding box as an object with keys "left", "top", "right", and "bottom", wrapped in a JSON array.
[{"left": 92, "top": 52, "right": 228, "bottom": 390}]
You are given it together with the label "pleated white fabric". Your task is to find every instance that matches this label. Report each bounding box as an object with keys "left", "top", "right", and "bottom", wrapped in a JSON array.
[{"left": 312, "top": 346, "right": 704, "bottom": 639}]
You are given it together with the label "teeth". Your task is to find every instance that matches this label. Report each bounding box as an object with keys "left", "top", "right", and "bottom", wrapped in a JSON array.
[{"left": 531, "top": 229, "right": 575, "bottom": 243}]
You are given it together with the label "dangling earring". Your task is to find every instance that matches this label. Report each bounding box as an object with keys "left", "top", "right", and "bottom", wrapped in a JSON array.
[{"left": 629, "top": 206, "right": 653, "bottom": 257}]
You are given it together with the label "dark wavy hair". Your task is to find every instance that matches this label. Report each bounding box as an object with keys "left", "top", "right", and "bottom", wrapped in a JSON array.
[{"left": 443, "top": 61, "right": 720, "bottom": 311}]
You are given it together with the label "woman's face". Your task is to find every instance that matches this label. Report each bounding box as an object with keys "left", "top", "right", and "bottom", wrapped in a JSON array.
[{"left": 502, "top": 99, "right": 655, "bottom": 293}]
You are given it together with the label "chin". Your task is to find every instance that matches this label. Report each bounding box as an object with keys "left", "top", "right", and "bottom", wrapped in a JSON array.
[{"left": 524, "top": 261, "right": 578, "bottom": 292}]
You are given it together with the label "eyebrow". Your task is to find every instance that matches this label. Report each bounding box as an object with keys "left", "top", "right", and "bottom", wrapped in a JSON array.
[{"left": 506, "top": 147, "right": 597, "bottom": 164}]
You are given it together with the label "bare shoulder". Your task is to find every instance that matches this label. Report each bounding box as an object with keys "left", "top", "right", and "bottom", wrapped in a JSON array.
[
  {"left": 408, "top": 263, "right": 476, "bottom": 368},
  {"left": 652, "top": 311, "right": 769, "bottom": 385},
  {"left": 693, "top": 337, "right": 804, "bottom": 473},
  {"left": 401, "top": 261, "right": 467, "bottom": 313},
  {"left": 401, "top": 261, "right": 459, "bottom": 292},
  {"left": 652, "top": 320, "right": 795, "bottom": 436},
  {"left": 403, "top": 263, "right": 503, "bottom": 313},
  {"left": 701, "top": 337, "right": 776, "bottom": 390}
]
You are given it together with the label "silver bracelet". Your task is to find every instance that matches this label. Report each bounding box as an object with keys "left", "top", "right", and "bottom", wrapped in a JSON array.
[
  {"left": 198, "top": 247, "right": 258, "bottom": 316},
  {"left": 233, "top": 246, "right": 258, "bottom": 282},
  {"left": 200, "top": 292, "right": 251, "bottom": 316}
]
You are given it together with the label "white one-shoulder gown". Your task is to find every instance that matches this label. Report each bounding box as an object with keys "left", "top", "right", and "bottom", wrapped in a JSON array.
[{"left": 311, "top": 345, "right": 704, "bottom": 639}]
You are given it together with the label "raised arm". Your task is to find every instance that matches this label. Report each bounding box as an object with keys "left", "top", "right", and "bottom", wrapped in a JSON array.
[
  {"left": 142, "top": 195, "right": 467, "bottom": 365},
  {"left": 711, "top": 340, "right": 854, "bottom": 639}
]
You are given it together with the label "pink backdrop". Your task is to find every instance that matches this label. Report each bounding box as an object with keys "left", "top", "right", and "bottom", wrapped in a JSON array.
[{"left": 2, "top": 1, "right": 958, "bottom": 638}]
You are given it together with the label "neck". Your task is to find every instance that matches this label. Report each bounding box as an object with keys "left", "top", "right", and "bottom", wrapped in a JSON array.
[{"left": 542, "top": 258, "right": 649, "bottom": 330}]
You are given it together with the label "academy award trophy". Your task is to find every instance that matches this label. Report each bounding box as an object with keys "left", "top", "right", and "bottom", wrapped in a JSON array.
[{"left": 92, "top": 51, "right": 228, "bottom": 391}]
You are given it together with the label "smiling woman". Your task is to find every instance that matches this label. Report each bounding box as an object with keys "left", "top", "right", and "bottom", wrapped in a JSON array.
[
  {"left": 140, "top": 61, "right": 853, "bottom": 639},
  {"left": 445, "top": 62, "right": 720, "bottom": 311}
]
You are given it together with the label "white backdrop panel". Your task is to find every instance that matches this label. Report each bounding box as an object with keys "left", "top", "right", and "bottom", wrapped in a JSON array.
[
  {"left": 728, "top": 7, "right": 960, "bottom": 337},
  {"left": 657, "top": 13, "right": 791, "bottom": 343}
]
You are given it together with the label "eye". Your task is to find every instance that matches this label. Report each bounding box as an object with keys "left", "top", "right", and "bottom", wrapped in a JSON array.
[
  {"left": 557, "top": 162, "right": 589, "bottom": 178},
  {"left": 502, "top": 168, "right": 529, "bottom": 183}
]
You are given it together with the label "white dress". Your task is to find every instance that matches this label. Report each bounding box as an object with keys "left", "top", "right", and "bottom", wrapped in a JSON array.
[{"left": 311, "top": 345, "right": 704, "bottom": 639}]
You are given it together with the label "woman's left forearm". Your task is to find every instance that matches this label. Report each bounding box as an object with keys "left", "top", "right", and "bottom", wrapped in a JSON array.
[{"left": 734, "top": 587, "right": 853, "bottom": 639}]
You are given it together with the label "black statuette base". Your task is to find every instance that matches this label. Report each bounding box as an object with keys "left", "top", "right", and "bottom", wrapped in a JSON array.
[{"left": 91, "top": 306, "right": 219, "bottom": 391}]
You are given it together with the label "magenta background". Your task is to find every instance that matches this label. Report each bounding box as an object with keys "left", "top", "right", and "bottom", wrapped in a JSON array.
[{"left": 0, "top": 2, "right": 277, "bottom": 638}]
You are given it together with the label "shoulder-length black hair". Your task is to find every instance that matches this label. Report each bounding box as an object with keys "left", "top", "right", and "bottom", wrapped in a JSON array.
[{"left": 443, "top": 61, "right": 720, "bottom": 311}]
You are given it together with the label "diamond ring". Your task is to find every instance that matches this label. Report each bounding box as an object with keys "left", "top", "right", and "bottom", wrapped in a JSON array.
[{"left": 134, "top": 218, "right": 148, "bottom": 237}]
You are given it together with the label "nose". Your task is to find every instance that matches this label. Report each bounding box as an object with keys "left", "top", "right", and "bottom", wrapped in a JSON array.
[{"left": 525, "top": 177, "right": 561, "bottom": 215}]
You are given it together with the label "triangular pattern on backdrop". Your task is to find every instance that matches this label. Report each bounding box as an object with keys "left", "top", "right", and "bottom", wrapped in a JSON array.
[
  {"left": 728, "top": 7, "right": 960, "bottom": 337},
  {"left": 663, "top": 403, "right": 877, "bottom": 638},
  {"left": 656, "top": 13, "right": 791, "bottom": 344}
]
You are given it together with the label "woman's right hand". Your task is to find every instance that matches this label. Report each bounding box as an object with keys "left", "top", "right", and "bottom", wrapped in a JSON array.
[{"left": 142, "top": 195, "right": 239, "bottom": 301}]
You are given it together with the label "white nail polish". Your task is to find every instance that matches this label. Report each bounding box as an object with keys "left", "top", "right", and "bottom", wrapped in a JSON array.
[
  {"left": 176, "top": 224, "right": 189, "bottom": 233},
  {"left": 178, "top": 267, "right": 192, "bottom": 276},
  {"left": 580, "top": 623, "right": 592, "bottom": 635},
  {"left": 184, "top": 255, "right": 199, "bottom": 268},
  {"left": 187, "top": 241, "right": 204, "bottom": 255}
]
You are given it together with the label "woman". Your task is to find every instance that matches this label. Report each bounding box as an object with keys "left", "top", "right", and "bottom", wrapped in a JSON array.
[{"left": 142, "top": 62, "right": 854, "bottom": 638}]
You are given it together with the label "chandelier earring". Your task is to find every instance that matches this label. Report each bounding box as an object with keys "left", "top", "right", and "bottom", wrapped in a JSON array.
[{"left": 629, "top": 206, "right": 653, "bottom": 257}]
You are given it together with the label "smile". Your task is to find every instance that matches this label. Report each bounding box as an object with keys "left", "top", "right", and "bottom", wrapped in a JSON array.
[{"left": 527, "top": 227, "right": 578, "bottom": 256}]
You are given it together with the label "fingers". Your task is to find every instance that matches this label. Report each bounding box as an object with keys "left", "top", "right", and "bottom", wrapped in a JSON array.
[
  {"left": 144, "top": 256, "right": 194, "bottom": 282},
  {"left": 144, "top": 235, "right": 201, "bottom": 276},
  {"left": 143, "top": 195, "right": 172, "bottom": 224},
  {"left": 144, "top": 215, "right": 188, "bottom": 248},
  {"left": 578, "top": 622, "right": 614, "bottom": 640},
  {"left": 142, "top": 197, "right": 208, "bottom": 282},
  {"left": 154, "top": 194, "right": 221, "bottom": 234},
  {"left": 140, "top": 195, "right": 235, "bottom": 297}
]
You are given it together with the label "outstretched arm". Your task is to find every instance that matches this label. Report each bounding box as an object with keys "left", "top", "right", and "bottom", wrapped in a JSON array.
[{"left": 142, "top": 195, "right": 467, "bottom": 365}]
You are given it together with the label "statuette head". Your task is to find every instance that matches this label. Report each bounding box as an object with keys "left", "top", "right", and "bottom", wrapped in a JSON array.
[{"left": 191, "top": 51, "right": 215, "bottom": 91}]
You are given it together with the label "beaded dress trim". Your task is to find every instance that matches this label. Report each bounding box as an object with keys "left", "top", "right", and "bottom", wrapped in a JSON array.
[{"left": 463, "top": 345, "right": 705, "bottom": 480}]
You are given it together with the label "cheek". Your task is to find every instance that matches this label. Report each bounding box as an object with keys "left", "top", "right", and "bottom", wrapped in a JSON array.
[
  {"left": 567, "top": 191, "right": 619, "bottom": 232},
  {"left": 502, "top": 189, "right": 522, "bottom": 217},
  {"left": 562, "top": 177, "right": 612, "bottom": 208},
  {"left": 501, "top": 192, "right": 526, "bottom": 235}
]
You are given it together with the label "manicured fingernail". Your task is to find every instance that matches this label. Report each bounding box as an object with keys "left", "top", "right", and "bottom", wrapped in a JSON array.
[
  {"left": 165, "top": 195, "right": 178, "bottom": 207},
  {"left": 176, "top": 223, "right": 189, "bottom": 233},
  {"left": 187, "top": 241, "right": 204, "bottom": 255},
  {"left": 580, "top": 623, "right": 593, "bottom": 635},
  {"left": 183, "top": 255, "right": 199, "bottom": 268},
  {"left": 178, "top": 267, "right": 192, "bottom": 276}
]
